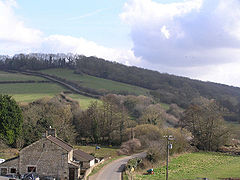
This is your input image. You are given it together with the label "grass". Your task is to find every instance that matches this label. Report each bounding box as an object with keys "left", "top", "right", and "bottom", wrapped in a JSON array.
[
  {"left": 0, "top": 83, "right": 67, "bottom": 94},
  {"left": 0, "top": 71, "right": 45, "bottom": 81},
  {"left": 74, "top": 145, "right": 119, "bottom": 159},
  {"left": 0, "top": 148, "right": 19, "bottom": 160},
  {"left": 0, "top": 71, "right": 97, "bottom": 108},
  {"left": 40, "top": 68, "right": 149, "bottom": 96},
  {"left": 135, "top": 152, "right": 240, "bottom": 180},
  {"left": 160, "top": 103, "right": 170, "bottom": 110},
  {"left": 0, "top": 83, "right": 67, "bottom": 103},
  {"left": 67, "top": 94, "right": 98, "bottom": 110}
]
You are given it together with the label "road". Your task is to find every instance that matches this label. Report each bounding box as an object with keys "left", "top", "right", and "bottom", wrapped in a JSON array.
[{"left": 89, "top": 152, "right": 146, "bottom": 180}]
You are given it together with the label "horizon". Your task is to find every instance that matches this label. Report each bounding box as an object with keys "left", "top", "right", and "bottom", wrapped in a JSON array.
[{"left": 0, "top": 0, "right": 240, "bottom": 87}]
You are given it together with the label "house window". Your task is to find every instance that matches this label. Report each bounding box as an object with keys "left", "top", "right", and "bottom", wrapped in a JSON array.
[
  {"left": 1, "top": 168, "right": 7, "bottom": 175},
  {"left": 27, "top": 166, "right": 36, "bottom": 173},
  {"left": 10, "top": 168, "right": 16, "bottom": 173}
]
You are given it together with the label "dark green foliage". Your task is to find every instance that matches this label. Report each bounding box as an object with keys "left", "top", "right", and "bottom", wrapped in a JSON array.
[{"left": 0, "top": 95, "right": 23, "bottom": 147}]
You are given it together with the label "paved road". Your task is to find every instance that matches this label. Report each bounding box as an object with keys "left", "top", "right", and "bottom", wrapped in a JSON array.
[{"left": 89, "top": 152, "right": 146, "bottom": 180}]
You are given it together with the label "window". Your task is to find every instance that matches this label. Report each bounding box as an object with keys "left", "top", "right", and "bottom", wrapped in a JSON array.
[
  {"left": 27, "top": 166, "right": 36, "bottom": 173},
  {"left": 10, "top": 168, "right": 16, "bottom": 173},
  {"left": 1, "top": 168, "right": 7, "bottom": 176}
]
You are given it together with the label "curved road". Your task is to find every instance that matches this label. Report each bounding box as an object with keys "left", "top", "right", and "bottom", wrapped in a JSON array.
[{"left": 89, "top": 152, "right": 146, "bottom": 180}]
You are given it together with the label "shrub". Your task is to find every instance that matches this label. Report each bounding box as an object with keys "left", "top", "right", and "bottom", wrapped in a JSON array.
[{"left": 118, "top": 138, "right": 141, "bottom": 155}]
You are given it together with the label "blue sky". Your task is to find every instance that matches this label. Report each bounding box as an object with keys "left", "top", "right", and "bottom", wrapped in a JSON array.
[
  {"left": 16, "top": 0, "right": 131, "bottom": 48},
  {"left": 15, "top": 0, "right": 182, "bottom": 48},
  {"left": 0, "top": 0, "right": 240, "bottom": 86}
]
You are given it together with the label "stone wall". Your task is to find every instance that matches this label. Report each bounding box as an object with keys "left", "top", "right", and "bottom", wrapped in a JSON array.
[
  {"left": 0, "top": 157, "right": 19, "bottom": 175},
  {"left": 19, "top": 138, "right": 70, "bottom": 179}
]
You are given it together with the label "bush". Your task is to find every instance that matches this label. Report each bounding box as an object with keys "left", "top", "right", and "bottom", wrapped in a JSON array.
[{"left": 118, "top": 138, "right": 141, "bottom": 155}]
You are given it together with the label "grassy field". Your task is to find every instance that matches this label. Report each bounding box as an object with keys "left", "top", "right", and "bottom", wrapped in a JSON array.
[
  {"left": 136, "top": 152, "right": 240, "bottom": 180},
  {"left": 0, "top": 83, "right": 67, "bottom": 103},
  {"left": 0, "top": 70, "right": 97, "bottom": 109},
  {"left": 40, "top": 68, "right": 149, "bottom": 96},
  {"left": 0, "top": 71, "right": 45, "bottom": 81},
  {"left": 67, "top": 94, "right": 98, "bottom": 109},
  {"left": 74, "top": 145, "right": 119, "bottom": 159}
]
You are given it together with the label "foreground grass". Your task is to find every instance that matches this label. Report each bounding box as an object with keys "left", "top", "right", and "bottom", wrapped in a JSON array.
[
  {"left": 136, "top": 152, "right": 240, "bottom": 180},
  {"left": 40, "top": 68, "right": 149, "bottom": 96}
]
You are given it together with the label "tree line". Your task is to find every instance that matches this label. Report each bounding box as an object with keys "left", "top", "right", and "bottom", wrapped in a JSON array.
[
  {"left": 0, "top": 93, "right": 232, "bottom": 157},
  {"left": 1, "top": 53, "right": 240, "bottom": 122}
]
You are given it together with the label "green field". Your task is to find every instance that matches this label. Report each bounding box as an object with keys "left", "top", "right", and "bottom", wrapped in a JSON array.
[
  {"left": 0, "top": 70, "right": 97, "bottom": 108},
  {"left": 67, "top": 94, "right": 98, "bottom": 109},
  {"left": 74, "top": 145, "right": 119, "bottom": 159},
  {"left": 40, "top": 68, "right": 149, "bottom": 96},
  {"left": 0, "top": 83, "right": 67, "bottom": 102},
  {"left": 136, "top": 152, "right": 240, "bottom": 180},
  {"left": 0, "top": 71, "right": 45, "bottom": 81}
]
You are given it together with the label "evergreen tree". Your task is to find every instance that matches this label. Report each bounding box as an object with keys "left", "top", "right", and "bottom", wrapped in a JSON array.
[{"left": 0, "top": 95, "right": 23, "bottom": 147}]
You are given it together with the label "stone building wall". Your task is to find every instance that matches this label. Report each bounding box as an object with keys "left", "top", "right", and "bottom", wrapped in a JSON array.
[
  {"left": 0, "top": 157, "right": 19, "bottom": 175},
  {"left": 19, "top": 138, "right": 70, "bottom": 179}
]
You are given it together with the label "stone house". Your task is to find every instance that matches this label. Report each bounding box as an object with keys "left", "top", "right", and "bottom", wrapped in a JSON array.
[
  {"left": 0, "top": 129, "right": 94, "bottom": 180},
  {"left": 73, "top": 150, "right": 95, "bottom": 175}
]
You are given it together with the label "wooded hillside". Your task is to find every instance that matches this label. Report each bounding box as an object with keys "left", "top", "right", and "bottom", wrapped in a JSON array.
[{"left": 0, "top": 53, "right": 240, "bottom": 122}]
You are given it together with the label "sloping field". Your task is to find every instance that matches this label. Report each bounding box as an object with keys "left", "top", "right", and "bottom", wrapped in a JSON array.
[
  {"left": 0, "top": 71, "right": 45, "bottom": 81},
  {"left": 40, "top": 68, "right": 149, "bottom": 96},
  {"left": 0, "top": 71, "right": 95, "bottom": 109},
  {"left": 136, "top": 152, "right": 240, "bottom": 180}
]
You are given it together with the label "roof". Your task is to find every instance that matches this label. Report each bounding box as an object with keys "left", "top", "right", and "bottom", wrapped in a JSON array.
[
  {"left": 0, "top": 156, "right": 19, "bottom": 165},
  {"left": 73, "top": 149, "right": 95, "bottom": 162},
  {"left": 47, "top": 135, "right": 73, "bottom": 152}
]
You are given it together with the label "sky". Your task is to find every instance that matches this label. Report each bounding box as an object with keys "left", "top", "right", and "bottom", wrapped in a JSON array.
[{"left": 0, "top": 0, "right": 240, "bottom": 87}]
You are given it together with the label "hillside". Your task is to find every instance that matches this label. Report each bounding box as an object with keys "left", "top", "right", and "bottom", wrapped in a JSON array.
[
  {"left": 0, "top": 70, "right": 95, "bottom": 109},
  {"left": 39, "top": 68, "right": 149, "bottom": 96},
  {"left": 0, "top": 53, "right": 240, "bottom": 122}
]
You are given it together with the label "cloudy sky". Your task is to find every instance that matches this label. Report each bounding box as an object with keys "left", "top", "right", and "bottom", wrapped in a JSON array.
[{"left": 0, "top": 0, "right": 240, "bottom": 87}]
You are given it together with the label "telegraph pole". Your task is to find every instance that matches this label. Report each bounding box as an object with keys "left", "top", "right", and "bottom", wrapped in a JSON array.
[{"left": 163, "top": 135, "right": 174, "bottom": 180}]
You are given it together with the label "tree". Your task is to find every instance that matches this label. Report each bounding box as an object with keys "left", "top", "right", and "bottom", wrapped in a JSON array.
[
  {"left": 22, "top": 95, "right": 77, "bottom": 145},
  {"left": 181, "top": 99, "right": 229, "bottom": 151},
  {"left": 0, "top": 95, "right": 23, "bottom": 147}
]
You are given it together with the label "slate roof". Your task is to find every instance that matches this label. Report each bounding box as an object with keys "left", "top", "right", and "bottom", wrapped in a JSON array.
[
  {"left": 73, "top": 149, "right": 95, "bottom": 162},
  {"left": 0, "top": 156, "right": 19, "bottom": 165},
  {"left": 47, "top": 135, "right": 73, "bottom": 152}
]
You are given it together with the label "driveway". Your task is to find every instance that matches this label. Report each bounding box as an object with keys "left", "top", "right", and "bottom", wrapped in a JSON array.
[{"left": 89, "top": 152, "right": 146, "bottom": 180}]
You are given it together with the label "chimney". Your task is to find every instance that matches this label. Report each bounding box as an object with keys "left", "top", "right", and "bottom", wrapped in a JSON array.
[
  {"left": 42, "top": 131, "right": 48, "bottom": 138},
  {"left": 47, "top": 127, "right": 57, "bottom": 137}
]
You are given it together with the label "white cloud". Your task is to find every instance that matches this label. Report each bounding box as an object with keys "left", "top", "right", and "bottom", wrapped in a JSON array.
[
  {"left": 161, "top": 26, "right": 170, "bottom": 39},
  {"left": 120, "top": 0, "right": 240, "bottom": 86},
  {"left": 121, "top": 0, "right": 240, "bottom": 67},
  {"left": 0, "top": 0, "right": 140, "bottom": 66}
]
